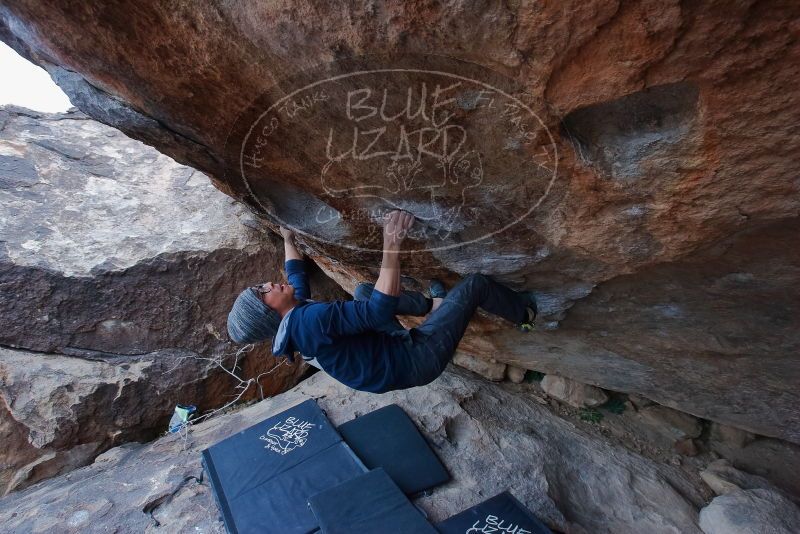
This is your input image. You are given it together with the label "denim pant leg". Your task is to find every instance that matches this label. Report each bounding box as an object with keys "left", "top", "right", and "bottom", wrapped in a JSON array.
[
  {"left": 401, "top": 274, "right": 527, "bottom": 386},
  {"left": 353, "top": 282, "right": 432, "bottom": 334}
]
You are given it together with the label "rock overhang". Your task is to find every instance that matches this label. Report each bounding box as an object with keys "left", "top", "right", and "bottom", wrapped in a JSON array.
[{"left": 1, "top": 0, "right": 798, "bottom": 443}]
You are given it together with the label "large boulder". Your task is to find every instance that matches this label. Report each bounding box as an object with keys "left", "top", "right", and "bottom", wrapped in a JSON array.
[
  {"left": 540, "top": 374, "right": 609, "bottom": 408},
  {"left": 0, "top": 106, "right": 346, "bottom": 494},
  {"left": 708, "top": 431, "right": 800, "bottom": 503},
  {"left": 699, "top": 489, "right": 800, "bottom": 534},
  {"left": 0, "top": 105, "right": 289, "bottom": 356},
  {"left": 0, "top": 1, "right": 797, "bottom": 443},
  {"left": 0, "top": 346, "right": 254, "bottom": 496},
  {"left": 634, "top": 405, "right": 703, "bottom": 451},
  {"left": 699, "top": 459, "right": 773, "bottom": 496},
  {"left": 0, "top": 367, "right": 712, "bottom": 533}
]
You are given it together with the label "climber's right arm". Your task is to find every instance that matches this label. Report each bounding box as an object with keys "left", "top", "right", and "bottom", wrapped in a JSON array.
[
  {"left": 374, "top": 210, "right": 413, "bottom": 297},
  {"left": 313, "top": 210, "right": 414, "bottom": 338}
]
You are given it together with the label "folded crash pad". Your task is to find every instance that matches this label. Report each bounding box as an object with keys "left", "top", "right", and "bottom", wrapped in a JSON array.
[
  {"left": 202, "top": 398, "right": 366, "bottom": 534},
  {"left": 435, "top": 491, "right": 552, "bottom": 534},
  {"left": 308, "top": 468, "right": 437, "bottom": 534},
  {"left": 338, "top": 404, "right": 449, "bottom": 495}
]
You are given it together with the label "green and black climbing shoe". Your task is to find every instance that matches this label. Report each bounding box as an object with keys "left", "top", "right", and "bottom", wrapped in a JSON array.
[{"left": 517, "top": 292, "right": 538, "bottom": 332}]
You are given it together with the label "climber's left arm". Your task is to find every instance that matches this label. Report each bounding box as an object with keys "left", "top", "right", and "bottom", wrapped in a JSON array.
[
  {"left": 281, "top": 226, "right": 303, "bottom": 261},
  {"left": 280, "top": 227, "right": 311, "bottom": 300}
]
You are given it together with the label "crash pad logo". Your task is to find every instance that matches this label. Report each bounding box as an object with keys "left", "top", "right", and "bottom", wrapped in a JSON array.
[
  {"left": 226, "top": 55, "right": 558, "bottom": 257},
  {"left": 259, "top": 416, "right": 316, "bottom": 455},
  {"left": 466, "top": 514, "right": 533, "bottom": 534}
]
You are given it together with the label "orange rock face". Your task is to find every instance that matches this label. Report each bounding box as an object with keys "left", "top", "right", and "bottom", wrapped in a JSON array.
[{"left": 1, "top": 1, "right": 798, "bottom": 441}]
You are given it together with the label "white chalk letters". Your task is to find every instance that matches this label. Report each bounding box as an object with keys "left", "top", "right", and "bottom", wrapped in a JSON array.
[
  {"left": 466, "top": 514, "right": 532, "bottom": 534},
  {"left": 259, "top": 416, "right": 316, "bottom": 455}
]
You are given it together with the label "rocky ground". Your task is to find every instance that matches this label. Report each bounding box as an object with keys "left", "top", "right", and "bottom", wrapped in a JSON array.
[
  {"left": 2, "top": 366, "right": 798, "bottom": 534},
  {"left": 517, "top": 373, "right": 800, "bottom": 504}
]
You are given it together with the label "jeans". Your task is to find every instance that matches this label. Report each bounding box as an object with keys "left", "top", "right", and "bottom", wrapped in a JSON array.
[
  {"left": 353, "top": 283, "right": 432, "bottom": 334},
  {"left": 354, "top": 274, "right": 528, "bottom": 390}
]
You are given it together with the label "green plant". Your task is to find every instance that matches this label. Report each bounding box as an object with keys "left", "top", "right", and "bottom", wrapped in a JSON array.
[
  {"left": 602, "top": 397, "right": 627, "bottom": 415},
  {"left": 579, "top": 408, "right": 604, "bottom": 423}
]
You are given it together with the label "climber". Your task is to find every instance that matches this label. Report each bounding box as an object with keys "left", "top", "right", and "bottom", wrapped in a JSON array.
[{"left": 226, "top": 210, "right": 537, "bottom": 393}]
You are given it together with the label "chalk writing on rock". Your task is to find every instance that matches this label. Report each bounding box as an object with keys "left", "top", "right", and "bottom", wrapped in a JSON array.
[{"left": 230, "top": 56, "right": 559, "bottom": 254}]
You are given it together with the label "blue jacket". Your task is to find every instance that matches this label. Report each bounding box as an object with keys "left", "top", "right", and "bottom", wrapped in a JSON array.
[{"left": 272, "top": 259, "right": 407, "bottom": 393}]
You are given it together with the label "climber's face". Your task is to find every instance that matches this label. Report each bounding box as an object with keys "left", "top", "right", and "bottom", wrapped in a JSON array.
[{"left": 254, "top": 282, "right": 296, "bottom": 312}]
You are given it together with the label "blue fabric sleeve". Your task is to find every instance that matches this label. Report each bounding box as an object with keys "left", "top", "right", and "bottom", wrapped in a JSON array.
[
  {"left": 320, "top": 288, "right": 399, "bottom": 337},
  {"left": 286, "top": 259, "right": 311, "bottom": 300}
]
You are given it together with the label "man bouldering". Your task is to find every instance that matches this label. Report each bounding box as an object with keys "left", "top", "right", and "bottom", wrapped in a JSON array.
[{"left": 227, "top": 210, "right": 537, "bottom": 393}]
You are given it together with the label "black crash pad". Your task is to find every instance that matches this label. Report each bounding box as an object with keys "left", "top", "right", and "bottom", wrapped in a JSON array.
[
  {"left": 308, "top": 468, "right": 437, "bottom": 534},
  {"left": 435, "top": 491, "right": 552, "bottom": 534},
  {"left": 202, "top": 399, "right": 366, "bottom": 534},
  {"left": 338, "top": 404, "right": 449, "bottom": 495}
]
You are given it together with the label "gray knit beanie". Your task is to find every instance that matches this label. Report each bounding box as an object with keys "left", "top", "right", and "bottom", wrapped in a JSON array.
[{"left": 227, "top": 288, "right": 282, "bottom": 344}]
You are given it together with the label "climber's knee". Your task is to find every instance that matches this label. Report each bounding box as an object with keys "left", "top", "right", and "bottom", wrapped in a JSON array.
[
  {"left": 354, "top": 282, "right": 374, "bottom": 302},
  {"left": 463, "top": 273, "right": 489, "bottom": 288}
]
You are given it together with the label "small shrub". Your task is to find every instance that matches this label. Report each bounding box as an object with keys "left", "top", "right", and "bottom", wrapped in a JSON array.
[
  {"left": 579, "top": 408, "right": 604, "bottom": 423},
  {"left": 602, "top": 397, "right": 627, "bottom": 415}
]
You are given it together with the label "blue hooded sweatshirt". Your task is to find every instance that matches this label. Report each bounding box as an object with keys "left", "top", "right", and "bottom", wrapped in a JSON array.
[{"left": 272, "top": 259, "right": 407, "bottom": 393}]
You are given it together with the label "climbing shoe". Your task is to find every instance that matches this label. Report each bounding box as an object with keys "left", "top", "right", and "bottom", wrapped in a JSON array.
[
  {"left": 428, "top": 279, "right": 448, "bottom": 299},
  {"left": 517, "top": 292, "right": 538, "bottom": 333}
]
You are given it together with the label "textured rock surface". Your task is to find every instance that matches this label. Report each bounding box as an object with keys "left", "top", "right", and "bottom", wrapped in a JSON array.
[
  {"left": 0, "top": 1, "right": 798, "bottom": 443},
  {"left": 700, "top": 459, "right": 773, "bottom": 496},
  {"left": 0, "top": 107, "right": 346, "bottom": 494},
  {"left": 0, "top": 346, "right": 280, "bottom": 496},
  {"left": 540, "top": 374, "right": 609, "bottom": 408},
  {"left": 636, "top": 405, "right": 703, "bottom": 446},
  {"left": 0, "top": 367, "right": 712, "bottom": 534},
  {"left": 708, "top": 432, "right": 800, "bottom": 502},
  {"left": 584, "top": 400, "right": 705, "bottom": 455},
  {"left": 0, "top": 105, "right": 288, "bottom": 356},
  {"left": 699, "top": 489, "right": 800, "bottom": 534},
  {"left": 451, "top": 351, "right": 507, "bottom": 382},
  {"left": 505, "top": 365, "right": 527, "bottom": 384},
  {"left": 709, "top": 423, "right": 755, "bottom": 450}
]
